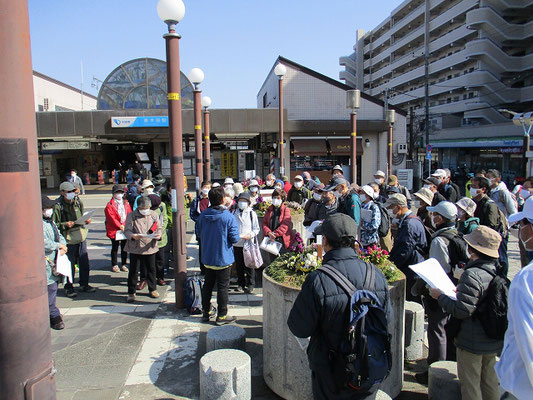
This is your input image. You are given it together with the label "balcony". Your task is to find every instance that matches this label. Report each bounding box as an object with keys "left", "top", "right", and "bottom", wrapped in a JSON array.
[
  {"left": 339, "top": 56, "right": 357, "bottom": 71},
  {"left": 485, "top": 0, "right": 533, "bottom": 12},
  {"left": 428, "top": 24, "right": 472, "bottom": 54},
  {"left": 429, "top": 0, "right": 478, "bottom": 33},
  {"left": 466, "top": 7, "right": 533, "bottom": 43},
  {"left": 388, "top": 3, "right": 425, "bottom": 40},
  {"left": 388, "top": 25, "right": 425, "bottom": 56},
  {"left": 466, "top": 37, "right": 533, "bottom": 72},
  {"left": 339, "top": 71, "right": 357, "bottom": 88}
]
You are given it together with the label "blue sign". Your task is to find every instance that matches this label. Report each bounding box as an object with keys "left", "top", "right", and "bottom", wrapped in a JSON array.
[
  {"left": 111, "top": 116, "right": 169, "bottom": 128},
  {"left": 426, "top": 152, "right": 432, "bottom": 160}
]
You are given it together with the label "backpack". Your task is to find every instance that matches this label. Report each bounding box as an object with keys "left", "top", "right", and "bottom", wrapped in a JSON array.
[
  {"left": 436, "top": 229, "right": 469, "bottom": 271},
  {"left": 184, "top": 276, "right": 203, "bottom": 314},
  {"left": 374, "top": 202, "right": 390, "bottom": 237},
  {"left": 472, "top": 265, "right": 510, "bottom": 340},
  {"left": 481, "top": 198, "right": 508, "bottom": 237},
  {"left": 319, "top": 263, "right": 391, "bottom": 393},
  {"left": 126, "top": 184, "right": 138, "bottom": 207},
  {"left": 499, "top": 189, "right": 518, "bottom": 216}
]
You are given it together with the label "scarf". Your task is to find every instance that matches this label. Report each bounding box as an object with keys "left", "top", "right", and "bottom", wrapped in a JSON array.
[
  {"left": 115, "top": 198, "right": 126, "bottom": 224},
  {"left": 270, "top": 205, "right": 282, "bottom": 231}
]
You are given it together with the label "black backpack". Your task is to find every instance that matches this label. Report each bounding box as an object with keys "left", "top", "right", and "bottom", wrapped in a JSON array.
[
  {"left": 473, "top": 265, "right": 510, "bottom": 340},
  {"left": 437, "top": 229, "right": 469, "bottom": 271},
  {"left": 319, "top": 263, "right": 391, "bottom": 393},
  {"left": 375, "top": 202, "right": 390, "bottom": 237}
]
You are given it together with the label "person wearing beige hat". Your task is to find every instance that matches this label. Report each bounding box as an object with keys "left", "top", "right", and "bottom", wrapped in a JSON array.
[
  {"left": 287, "top": 175, "right": 311, "bottom": 205},
  {"left": 414, "top": 187, "right": 435, "bottom": 233},
  {"left": 430, "top": 225, "right": 503, "bottom": 400},
  {"left": 456, "top": 197, "right": 479, "bottom": 235}
]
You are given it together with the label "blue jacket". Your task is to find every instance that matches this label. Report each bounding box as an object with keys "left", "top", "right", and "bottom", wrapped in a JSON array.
[
  {"left": 43, "top": 218, "right": 67, "bottom": 285},
  {"left": 389, "top": 211, "right": 427, "bottom": 279},
  {"left": 195, "top": 206, "right": 240, "bottom": 267}
]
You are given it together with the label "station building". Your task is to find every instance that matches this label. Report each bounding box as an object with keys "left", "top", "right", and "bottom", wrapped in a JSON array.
[{"left": 36, "top": 56, "right": 408, "bottom": 189}]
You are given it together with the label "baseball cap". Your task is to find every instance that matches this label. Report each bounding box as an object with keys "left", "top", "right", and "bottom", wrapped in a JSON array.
[
  {"left": 464, "top": 225, "right": 501, "bottom": 259},
  {"left": 249, "top": 179, "right": 259, "bottom": 187},
  {"left": 224, "top": 177, "right": 235, "bottom": 185},
  {"left": 386, "top": 186, "right": 400, "bottom": 194},
  {"left": 112, "top": 184, "right": 124, "bottom": 193},
  {"left": 431, "top": 169, "right": 447, "bottom": 178},
  {"left": 314, "top": 213, "right": 357, "bottom": 241},
  {"left": 456, "top": 197, "right": 477, "bottom": 217},
  {"left": 508, "top": 196, "right": 533, "bottom": 224},
  {"left": 59, "top": 181, "right": 76, "bottom": 192},
  {"left": 384, "top": 193, "right": 408, "bottom": 208},
  {"left": 413, "top": 188, "right": 434, "bottom": 206},
  {"left": 42, "top": 196, "right": 56, "bottom": 209},
  {"left": 332, "top": 165, "right": 343, "bottom": 172},
  {"left": 423, "top": 177, "right": 441, "bottom": 187},
  {"left": 374, "top": 170, "right": 386, "bottom": 178},
  {"left": 360, "top": 185, "right": 374, "bottom": 199},
  {"left": 323, "top": 176, "right": 348, "bottom": 192},
  {"left": 141, "top": 179, "right": 154, "bottom": 189},
  {"left": 294, "top": 175, "right": 303, "bottom": 181},
  {"left": 427, "top": 201, "right": 457, "bottom": 220}
]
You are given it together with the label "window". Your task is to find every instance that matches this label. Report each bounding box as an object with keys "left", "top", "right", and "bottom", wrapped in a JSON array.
[{"left": 263, "top": 93, "right": 268, "bottom": 108}]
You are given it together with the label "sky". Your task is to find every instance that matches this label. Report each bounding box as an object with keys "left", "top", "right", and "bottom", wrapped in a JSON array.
[{"left": 29, "top": 0, "right": 402, "bottom": 109}]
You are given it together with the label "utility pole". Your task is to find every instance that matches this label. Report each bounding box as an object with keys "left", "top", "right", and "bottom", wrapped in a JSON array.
[
  {"left": 424, "top": 0, "right": 431, "bottom": 176},
  {"left": 409, "top": 107, "right": 415, "bottom": 161},
  {"left": 1, "top": 0, "right": 57, "bottom": 398}
]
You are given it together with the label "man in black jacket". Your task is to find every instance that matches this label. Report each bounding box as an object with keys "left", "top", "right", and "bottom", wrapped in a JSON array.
[{"left": 287, "top": 214, "right": 390, "bottom": 399}]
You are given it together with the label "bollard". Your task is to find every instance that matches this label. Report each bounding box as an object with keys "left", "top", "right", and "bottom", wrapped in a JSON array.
[
  {"left": 404, "top": 301, "right": 424, "bottom": 360},
  {"left": 200, "top": 349, "right": 251, "bottom": 400}
]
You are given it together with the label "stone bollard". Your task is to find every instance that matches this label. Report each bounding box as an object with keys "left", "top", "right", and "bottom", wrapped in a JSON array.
[
  {"left": 376, "top": 389, "right": 392, "bottom": 400},
  {"left": 428, "top": 361, "right": 461, "bottom": 400},
  {"left": 404, "top": 301, "right": 425, "bottom": 361},
  {"left": 200, "top": 349, "right": 251, "bottom": 400},
  {"left": 206, "top": 325, "right": 246, "bottom": 352}
]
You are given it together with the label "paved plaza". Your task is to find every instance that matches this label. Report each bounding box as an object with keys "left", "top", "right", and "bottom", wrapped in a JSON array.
[{"left": 46, "top": 185, "right": 522, "bottom": 400}]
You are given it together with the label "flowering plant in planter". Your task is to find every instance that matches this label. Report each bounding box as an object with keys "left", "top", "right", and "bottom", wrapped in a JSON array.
[
  {"left": 253, "top": 196, "right": 270, "bottom": 217},
  {"left": 284, "top": 201, "right": 305, "bottom": 216},
  {"left": 266, "top": 242, "right": 321, "bottom": 287},
  {"left": 359, "top": 245, "right": 403, "bottom": 283}
]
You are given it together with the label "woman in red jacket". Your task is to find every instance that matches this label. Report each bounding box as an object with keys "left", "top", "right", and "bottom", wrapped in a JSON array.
[
  {"left": 105, "top": 184, "right": 132, "bottom": 272},
  {"left": 262, "top": 189, "right": 294, "bottom": 262}
]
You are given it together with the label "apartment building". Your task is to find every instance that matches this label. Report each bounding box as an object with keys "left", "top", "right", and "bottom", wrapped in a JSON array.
[{"left": 340, "top": 0, "right": 533, "bottom": 180}]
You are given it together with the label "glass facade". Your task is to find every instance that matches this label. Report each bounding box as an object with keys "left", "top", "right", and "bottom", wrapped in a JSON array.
[{"left": 97, "top": 58, "right": 193, "bottom": 110}]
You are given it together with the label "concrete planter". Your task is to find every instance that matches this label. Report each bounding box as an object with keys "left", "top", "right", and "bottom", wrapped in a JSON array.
[
  {"left": 262, "top": 268, "right": 405, "bottom": 400},
  {"left": 290, "top": 213, "right": 305, "bottom": 239}
]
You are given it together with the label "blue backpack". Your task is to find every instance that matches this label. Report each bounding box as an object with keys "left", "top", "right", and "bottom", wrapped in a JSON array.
[
  {"left": 319, "top": 263, "right": 391, "bottom": 393},
  {"left": 184, "top": 276, "right": 203, "bottom": 315}
]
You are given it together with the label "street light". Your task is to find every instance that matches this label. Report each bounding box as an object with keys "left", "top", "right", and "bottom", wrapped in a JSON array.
[
  {"left": 158, "top": 0, "right": 187, "bottom": 308},
  {"left": 189, "top": 67, "right": 205, "bottom": 189},
  {"left": 274, "top": 63, "right": 287, "bottom": 175},
  {"left": 202, "top": 95, "right": 212, "bottom": 181},
  {"left": 386, "top": 109, "right": 396, "bottom": 177},
  {"left": 346, "top": 90, "right": 360, "bottom": 184},
  {"left": 499, "top": 109, "right": 533, "bottom": 176}
]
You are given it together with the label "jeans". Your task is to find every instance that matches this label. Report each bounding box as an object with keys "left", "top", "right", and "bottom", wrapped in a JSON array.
[
  {"left": 234, "top": 246, "right": 255, "bottom": 289},
  {"left": 202, "top": 266, "right": 231, "bottom": 317},
  {"left": 48, "top": 282, "right": 60, "bottom": 318},
  {"left": 66, "top": 240, "right": 90, "bottom": 287},
  {"left": 110, "top": 238, "right": 127, "bottom": 267},
  {"left": 498, "top": 234, "right": 509, "bottom": 277},
  {"left": 128, "top": 253, "right": 156, "bottom": 294}
]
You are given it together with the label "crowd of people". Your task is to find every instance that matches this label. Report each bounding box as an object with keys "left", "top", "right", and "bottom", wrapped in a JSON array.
[{"left": 40, "top": 164, "right": 532, "bottom": 399}]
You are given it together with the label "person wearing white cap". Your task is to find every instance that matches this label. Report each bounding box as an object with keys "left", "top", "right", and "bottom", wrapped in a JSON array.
[
  {"left": 432, "top": 169, "right": 459, "bottom": 203},
  {"left": 287, "top": 175, "right": 311, "bottom": 205},
  {"left": 456, "top": 197, "right": 479, "bottom": 235},
  {"left": 414, "top": 201, "right": 463, "bottom": 384},
  {"left": 247, "top": 179, "right": 260, "bottom": 205},
  {"left": 332, "top": 164, "right": 344, "bottom": 177},
  {"left": 414, "top": 187, "right": 435, "bottom": 232},
  {"left": 133, "top": 179, "right": 156, "bottom": 210},
  {"left": 358, "top": 185, "right": 382, "bottom": 248},
  {"left": 224, "top": 177, "right": 234, "bottom": 190},
  {"left": 495, "top": 196, "right": 533, "bottom": 400},
  {"left": 374, "top": 170, "right": 387, "bottom": 198}
]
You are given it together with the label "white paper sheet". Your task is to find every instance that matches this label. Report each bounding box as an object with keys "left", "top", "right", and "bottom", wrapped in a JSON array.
[
  {"left": 56, "top": 254, "right": 73, "bottom": 283},
  {"left": 361, "top": 208, "right": 373, "bottom": 223},
  {"left": 305, "top": 220, "right": 323, "bottom": 240},
  {"left": 138, "top": 233, "right": 157, "bottom": 239},
  {"left": 409, "top": 258, "right": 457, "bottom": 300},
  {"left": 259, "top": 237, "right": 282, "bottom": 255},
  {"left": 74, "top": 209, "right": 95, "bottom": 225},
  {"left": 115, "top": 231, "right": 127, "bottom": 241}
]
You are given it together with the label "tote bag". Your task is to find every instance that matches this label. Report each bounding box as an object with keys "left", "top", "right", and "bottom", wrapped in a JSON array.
[{"left": 243, "top": 236, "right": 263, "bottom": 269}]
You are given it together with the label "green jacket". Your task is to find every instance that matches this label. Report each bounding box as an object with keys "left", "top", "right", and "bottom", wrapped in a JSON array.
[
  {"left": 457, "top": 217, "right": 479, "bottom": 235},
  {"left": 52, "top": 196, "right": 88, "bottom": 244},
  {"left": 155, "top": 203, "right": 169, "bottom": 248},
  {"left": 287, "top": 187, "right": 310, "bottom": 205},
  {"left": 160, "top": 190, "right": 173, "bottom": 229},
  {"left": 43, "top": 218, "right": 67, "bottom": 285}
]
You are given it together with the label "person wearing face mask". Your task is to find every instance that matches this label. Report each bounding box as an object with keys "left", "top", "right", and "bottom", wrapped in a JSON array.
[
  {"left": 414, "top": 201, "right": 465, "bottom": 384},
  {"left": 274, "top": 179, "right": 284, "bottom": 191},
  {"left": 373, "top": 170, "right": 387, "bottom": 199},
  {"left": 512, "top": 176, "right": 532, "bottom": 212},
  {"left": 317, "top": 189, "right": 339, "bottom": 220},
  {"left": 52, "top": 181, "right": 95, "bottom": 298},
  {"left": 43, "top": 196, "right": 68, "bottom": 330},
  {"left": 224, "top": 187, "right": 236, "bottom": 212},
  {"left": 495, "top": 198, "right": 533, "bottom": 400},
  {"left": 387, "top": 194, "right": 427, "bottom": 301},
  {"left": 302, "top": 171, "right": 316, "bottom": 191},
  {"left": 68, "top": 169, "right": 85, "bottom": 195},
  {"left": 456, "top": 197, "right": 479, "bottom": 235},
  {"left": 429, "top": 226, "right": 503, "bottom": 400},
  {"left": 133, "top": 180, "right": 156, "bottom": 210},
  {"left": 246, "top": 179, "right": 260, "bottom": 205},
  {"left": 264, "top": 174, "right": 277, "bottom": 190},
  {"left": 224, "top": 177, "right": 235, "bottom": 191},
  {"left": 123, "top": 196, "right": 162, "bottom": 302},
  {"left": 432, "top": 169, "right": 458, "bottom": 203},
  {"left": 359, "top": 185, "right": 381, "bottom": 248},
  {"left": 304, "top": 184, "right": 325, "bottom": 226},
  {"left": 105, "top": 185, "right": 132, "bottom": 273},
  {"left": 287, "top": 175, "right": 311, "bottom": 205},
  {"left": 322, "top": 176, "right": 361, "bottom": 227},
  {"left": 414, "top": 187, "right": 435, "bottom": 234},
  {"left": 232, "top": 192, "right": 260, "bottom": 293},
  {"left": 190, "top": 180, "right": 212, "bottom": 275},
  {"left": 423, "top": 177, "right": 446, "bottom": 206},
  {"left": 471, "top": 176, "right": 510, "bottom": 276},
  {"left": 486, "top": 169, "right": 517, "bottom": 219},
  {"left": 329, "top": 164, "right": 344, "bottom": 182},
  {"left": 387, "top": 175, "right": 412, "bottom": 209},
  {"left": 281, "top": 176, "right": 292, "bottom": 195},
  {"left": 262, "top": 188, "right": 294, "bottom": 263}
]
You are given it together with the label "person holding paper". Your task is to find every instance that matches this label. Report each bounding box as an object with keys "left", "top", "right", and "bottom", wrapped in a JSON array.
[
  {"left": 105, "top": 184, "right": 132, "bottom": 273},
  {"left": 429, "top": 226, "right": 503, "bottom": 400},
  {"left": 52, "top": 181, "right": 95, "bottom": 298},
  {"left": 359, "top": 185, "right": 381, "bottom": 248},
  {"left": 42, "top": 196, "right": 67, "bottom": 330}
]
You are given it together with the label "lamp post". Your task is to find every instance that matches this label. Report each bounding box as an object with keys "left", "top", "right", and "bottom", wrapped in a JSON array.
[
  {"left": 274, "top": 63, "right": 287, "bottom": 176},
  {"left": 499, "top": 109, "right": 533, "bottom": 176},
  {"left": 202, "top": 96, "right": 212, "bottom": 181},
  {"left": 346, "top": 90, "right": 360, "bottom": 184},
  {"left": 386, "top": 109, "right": 396, "bottom": 177},
  {"left": 189, "top": 67, "right": 204, "bottom": 189},
  {"left": 157, "top": 0, "right": 187, "bottom": 308}
]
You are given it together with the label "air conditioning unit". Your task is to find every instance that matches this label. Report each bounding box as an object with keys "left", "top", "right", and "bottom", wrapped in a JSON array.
[{"left": 397, "top": 143, "right": 408, "bottom": 154}]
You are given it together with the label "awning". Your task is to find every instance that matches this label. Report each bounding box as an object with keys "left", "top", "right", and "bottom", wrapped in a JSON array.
[
  {"left": 328, "top": 138, "right": 363, "bottom": 156},
  {"left": 292, "top": 139, "right": 327, "bottom": 156},
  {"left": 431, "top": 138, "right": 523, "bottom": 148}
]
